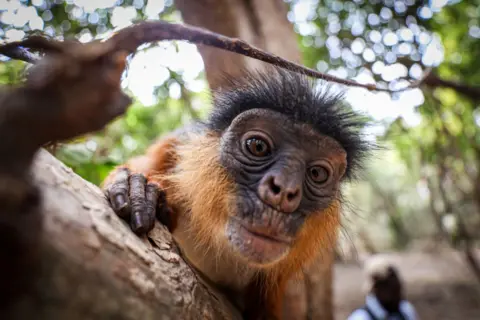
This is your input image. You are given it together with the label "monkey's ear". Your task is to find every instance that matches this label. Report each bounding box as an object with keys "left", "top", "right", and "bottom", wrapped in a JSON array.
[{"left": 338, "top": 162, "right": 347, "bottom": 180}]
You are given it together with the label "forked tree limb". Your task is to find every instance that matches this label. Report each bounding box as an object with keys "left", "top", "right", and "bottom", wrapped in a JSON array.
[
  {"left": 0, "top": 20, "right": 430, "bottom": 93},
  {"left": 0, "top": 35, "right": 241, "bottom": 318}
]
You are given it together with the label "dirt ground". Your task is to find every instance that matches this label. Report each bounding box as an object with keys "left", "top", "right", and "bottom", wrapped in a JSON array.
[{"left": 334, "top": 251, "right": 480, "bottom": 320}]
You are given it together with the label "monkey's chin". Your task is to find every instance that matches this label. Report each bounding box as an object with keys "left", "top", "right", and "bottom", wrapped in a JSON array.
[{"left": 225, "top": 218, "right": 292, "bottom": 266}]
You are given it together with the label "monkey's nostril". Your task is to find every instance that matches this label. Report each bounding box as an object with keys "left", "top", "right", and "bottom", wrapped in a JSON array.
[
  {"left": 268, "top": 177, "right": 281, "bottom": 195},
  {"left": 287, "top": 190, "right": 299, "bottom": 202}
]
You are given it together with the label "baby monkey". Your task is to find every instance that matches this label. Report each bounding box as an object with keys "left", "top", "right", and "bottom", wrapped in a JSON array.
[{"left": 103, "top": 69, "right": 370, "bottom": 319}]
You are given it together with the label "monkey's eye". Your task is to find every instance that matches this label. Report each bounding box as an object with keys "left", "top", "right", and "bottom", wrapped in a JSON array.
[
  {"left": 308, "top": 166, "right": 329, "bottom": 184},
  {"left": 245, "top": 137, "right": 271, "bottom": 157}
]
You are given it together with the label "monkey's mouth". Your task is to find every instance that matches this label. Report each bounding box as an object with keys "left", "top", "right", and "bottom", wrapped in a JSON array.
[
  {"left": 224, "top": 190, "right": 306, "bottom": 266},
  {"left": 225, "top": 216, "right": 294, "bottom": 266}
]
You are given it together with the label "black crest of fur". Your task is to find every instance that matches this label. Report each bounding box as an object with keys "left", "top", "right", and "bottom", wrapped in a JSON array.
[{"left": 207, "top": 68, "right": 373, "bottom": 180}]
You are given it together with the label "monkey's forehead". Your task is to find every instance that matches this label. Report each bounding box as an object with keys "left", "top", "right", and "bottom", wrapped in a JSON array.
[
  {"left": 227, "top": 108, "right": 347, "bottom": 154},
  {"left": 228, "top": 108, "right": 330, "bottom": 137}
]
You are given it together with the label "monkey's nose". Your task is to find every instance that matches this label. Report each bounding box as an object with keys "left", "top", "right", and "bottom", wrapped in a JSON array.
[{"left": 258, "top": 174, "right": 302, "bottom": 213}]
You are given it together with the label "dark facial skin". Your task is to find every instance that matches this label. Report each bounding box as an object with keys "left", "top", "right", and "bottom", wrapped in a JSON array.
[{"left": 220, "top": 109, "right": 347, "bottom": 265}]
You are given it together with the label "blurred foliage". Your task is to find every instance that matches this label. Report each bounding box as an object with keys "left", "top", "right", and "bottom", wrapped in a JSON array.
[
  {"left": 1, "top": 0, "right": 479, "bottom": 252},
  {"left": 1, "top": 0, "right": 210, "bottom": 184},
  {"left": 289, "top": 0, "right": 480, "bottom": 251},
  {"left": 53, "top": 74, "right": 210, "bottom": 183},
  {"left": 1, "top": 0, "right": 178, "bottom": 41}
]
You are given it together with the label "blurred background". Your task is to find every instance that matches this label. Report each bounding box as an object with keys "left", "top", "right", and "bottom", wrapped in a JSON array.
[{"left": 1, "top": 0, "right": 479, "bottom": 319}]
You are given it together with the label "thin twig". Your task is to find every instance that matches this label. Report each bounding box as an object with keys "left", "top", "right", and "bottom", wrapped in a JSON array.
[
  {"left": 0, "top": 46, "right": 40, "bottom": 63},
  {"left": 0, "top": 20, "right": 430, "bottom": 94},
  {"left": 409, "top": 67, "right": 433, "bottom": 88}
]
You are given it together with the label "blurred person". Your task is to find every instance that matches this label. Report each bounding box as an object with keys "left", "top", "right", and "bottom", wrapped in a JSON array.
[{"left": 347, "top": 256, "right": 418, "bottom": 320}]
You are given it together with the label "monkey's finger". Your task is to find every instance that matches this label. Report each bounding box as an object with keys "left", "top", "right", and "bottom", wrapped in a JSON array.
[
  {"left": 156, "top": 190, "right": 172, "bottom": 229},
  {"left": 129, "top": 173, "right": 148, "bottom": 234},
  {"left": 108, "top": 167, "right": 130, "bottom": 217},
  {"left": 144, "top": 184, "right": 159, "bottom": 233}
]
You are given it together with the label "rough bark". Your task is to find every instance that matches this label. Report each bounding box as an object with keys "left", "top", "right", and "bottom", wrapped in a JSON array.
[
  {"left": 176, "top": 1, "right": 335, "bottom": 319},
  {"left": 3, "top": 149, "right": 241, "bottom": 320}
]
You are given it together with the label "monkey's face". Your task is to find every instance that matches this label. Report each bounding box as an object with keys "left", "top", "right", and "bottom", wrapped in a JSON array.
[{"left": 219, "top": 109, "right": 347, "bottom": 266}]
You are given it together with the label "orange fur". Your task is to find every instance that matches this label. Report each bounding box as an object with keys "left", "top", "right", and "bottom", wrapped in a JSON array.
[
  {"left": 263, "top": 203, "right": 340, "bottom": 318},
  {"left": 162, "top": 132, "right": 233, "bottom": 244},
  {"left": 101, "top": 135, "right": 180, "bottom": 189}
]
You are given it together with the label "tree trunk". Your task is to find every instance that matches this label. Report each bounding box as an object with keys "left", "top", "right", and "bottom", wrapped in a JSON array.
[
  {"left": 425, "top": 175, "right": 450, "bottom": 242},
  {"left": 2, "top": 149, "right": 241, "bottom": 320},
  {"left": 176, "top": 1, "right": 335, "bottom": 319},
  {"left": 175, "top": 0, "right": 301, "bottom": 88}
]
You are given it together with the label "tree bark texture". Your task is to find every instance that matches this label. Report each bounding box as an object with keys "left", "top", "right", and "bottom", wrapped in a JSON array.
[
  {"left": 176, "top": 1, "right": 335, "bottom": 319},
  {"left": 3, "top": 149, "right": 241, "bottom": 320}
]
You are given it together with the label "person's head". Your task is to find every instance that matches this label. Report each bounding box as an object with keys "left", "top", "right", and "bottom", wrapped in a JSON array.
[{"left": 363, "top": 257, "right": 404, "bottom": 312}]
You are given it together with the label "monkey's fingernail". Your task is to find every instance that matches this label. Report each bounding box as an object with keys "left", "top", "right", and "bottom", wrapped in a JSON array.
[
  {"left": 131, "top": 211, "right": 147, "bottom": 234},
  {"left": 114, "top": 194, "right": 127, "bottom": 210}
]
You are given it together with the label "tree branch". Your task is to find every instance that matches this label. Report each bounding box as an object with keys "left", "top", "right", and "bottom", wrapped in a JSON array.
[
  {"left": 0, "top": 20, "right": 429, "bottom": 94},
  {"left": 423, "top": 72, "right": 480, "bottom": 101},
  {"left": 0, "top": 46, "right": 40, "bottom": 64}
]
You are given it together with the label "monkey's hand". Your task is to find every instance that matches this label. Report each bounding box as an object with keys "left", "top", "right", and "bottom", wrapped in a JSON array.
[{"left": 103, "top": 167, "right": 171, "bottom": 235}]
